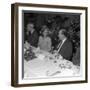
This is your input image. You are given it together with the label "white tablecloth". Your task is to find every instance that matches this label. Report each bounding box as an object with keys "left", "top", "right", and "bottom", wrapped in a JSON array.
[{"left": 24, "top": 50, "right": 80, "bottom": 79}]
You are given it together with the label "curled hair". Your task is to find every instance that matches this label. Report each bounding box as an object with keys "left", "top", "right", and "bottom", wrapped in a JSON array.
[{"left": 41, "top": 26, "right": 49, "bottom": 36}]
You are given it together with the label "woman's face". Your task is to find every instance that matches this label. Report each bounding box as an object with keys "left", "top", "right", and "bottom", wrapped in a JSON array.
[{"left": 43, "top": 29, "right": 48, "bottom": 37}]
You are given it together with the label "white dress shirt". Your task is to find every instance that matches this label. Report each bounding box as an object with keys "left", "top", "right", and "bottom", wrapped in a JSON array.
[{"left": 57, "top": 38, "right": 67, "bottom": 53}]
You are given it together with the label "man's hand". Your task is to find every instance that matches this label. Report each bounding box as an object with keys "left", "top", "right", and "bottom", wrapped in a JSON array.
[{"left": 53, "top": 50, "right": 58, "bottom": 54}]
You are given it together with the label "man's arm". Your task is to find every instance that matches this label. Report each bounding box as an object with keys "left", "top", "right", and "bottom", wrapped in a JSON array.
[{"left": 60, "top": 41, "right": 73, "bottom": 60}]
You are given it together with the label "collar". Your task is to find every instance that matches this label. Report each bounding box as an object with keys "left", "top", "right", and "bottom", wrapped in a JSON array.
[{"left": 62, "top": 38, "right": 67, "bottom": 43}]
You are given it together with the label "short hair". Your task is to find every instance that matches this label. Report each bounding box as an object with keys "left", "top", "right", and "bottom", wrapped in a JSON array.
[
  {"left": 60, "top": 29, "right": 68, "bottom": 37},
  {"left": 27, "top": 23, "right": 34, "bottom": 28}
]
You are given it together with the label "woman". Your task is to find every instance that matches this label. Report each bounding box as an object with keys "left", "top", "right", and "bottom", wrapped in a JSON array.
[{"left": 38, "top": 27, "right": 52, "bottom": 52}]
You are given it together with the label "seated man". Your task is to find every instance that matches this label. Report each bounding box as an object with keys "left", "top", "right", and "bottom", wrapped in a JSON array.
[
  {"left": 56, "top": 29, "right": 73, "bottom": 61},
  {"left": 26, "top": 23, "right": 39, "bottom": 47}
]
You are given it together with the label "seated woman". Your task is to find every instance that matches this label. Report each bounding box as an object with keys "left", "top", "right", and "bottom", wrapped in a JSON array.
[{"left": 38, "top": 27, "right": 52, "bottom": 52}]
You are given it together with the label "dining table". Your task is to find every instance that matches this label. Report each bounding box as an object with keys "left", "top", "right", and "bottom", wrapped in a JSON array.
[{"left": 24, "top": 45, "right": 80, "bottom": 79}]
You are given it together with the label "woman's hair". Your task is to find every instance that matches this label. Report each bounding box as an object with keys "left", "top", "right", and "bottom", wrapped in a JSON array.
[
  {"left": 41, "top": 26, "right": 49, "bottom": 37},
  {"left": 41, "top": 25, "right": 47, "bottom": 31}
]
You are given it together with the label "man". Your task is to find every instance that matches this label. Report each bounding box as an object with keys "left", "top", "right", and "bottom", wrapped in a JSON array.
[
  {"left": 57, "top": 29, "right": 73, "bottom": 61},
  {"left": 26, "top": 23, "right": 38, "bottom": 47}
]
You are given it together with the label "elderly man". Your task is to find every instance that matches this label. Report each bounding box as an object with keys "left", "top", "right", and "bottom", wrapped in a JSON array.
[
  {"left": 26, "top": 23, "right": 39, "bottom": 47},
  {"left": 56, "top": 29, "right": 73, "bottom": 61}
]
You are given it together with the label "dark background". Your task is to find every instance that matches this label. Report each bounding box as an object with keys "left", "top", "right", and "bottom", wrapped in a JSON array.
[{"left": 23, "top": 11, "right": 80, "bottom": 53}]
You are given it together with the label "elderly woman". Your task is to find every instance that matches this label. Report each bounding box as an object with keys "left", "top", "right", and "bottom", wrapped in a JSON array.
[{"left": 38, "top": 27, "right": 52, "bottom": 52}]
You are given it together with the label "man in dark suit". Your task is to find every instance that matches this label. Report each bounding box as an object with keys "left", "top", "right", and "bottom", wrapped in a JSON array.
[
  {"left": 57, "top": 29, "right": 73, "bottom": 61},
  {"left": 26, "top": 23, "right": 38, "bottom": 47}
]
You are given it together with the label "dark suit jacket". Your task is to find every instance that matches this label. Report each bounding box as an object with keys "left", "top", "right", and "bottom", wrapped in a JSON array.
[
  {"left": 58, "top": 39, "right": 73, "bottom": 60},
  {"left": 27, "top": 31, "right": 38, "bottom": 47}
]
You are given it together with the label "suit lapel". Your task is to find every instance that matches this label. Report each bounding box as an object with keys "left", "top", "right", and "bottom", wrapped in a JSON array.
[{"left": 59, "top": 39, "right": 68, "bottom": 51}]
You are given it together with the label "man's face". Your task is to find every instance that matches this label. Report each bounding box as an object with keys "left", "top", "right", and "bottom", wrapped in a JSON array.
[
  {"left": 58, "top": 30, "right": 64, "bottom": 40},
  {"left": 27, "top": 23, "right": 34, "bottom": 32}
]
